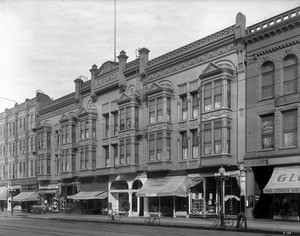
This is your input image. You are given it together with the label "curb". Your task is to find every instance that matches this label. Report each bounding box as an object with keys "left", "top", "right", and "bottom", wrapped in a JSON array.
[{"left": 9, "top": 214, "right": 299, "bottom": 236}]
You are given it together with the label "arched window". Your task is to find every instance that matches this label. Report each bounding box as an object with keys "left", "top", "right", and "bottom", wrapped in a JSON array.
[
  {"left": 261, "top": 62, "right": 275, "bottom": 99},
  {"left": 283, "top": 55, "right": 298, "bottom": 94}
]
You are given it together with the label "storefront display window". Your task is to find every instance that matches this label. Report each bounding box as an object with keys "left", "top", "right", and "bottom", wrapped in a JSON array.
[{"left": 273, "top": 194, "right": 300, "bottom": 220}]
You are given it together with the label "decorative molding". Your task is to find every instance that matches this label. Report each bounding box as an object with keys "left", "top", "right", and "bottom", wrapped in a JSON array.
[
  {"left": 202, "top": 109, "right": 232, "bottom": 120},
  {"left": 148, "top": 44, "right": 235, "bottom": 80}
]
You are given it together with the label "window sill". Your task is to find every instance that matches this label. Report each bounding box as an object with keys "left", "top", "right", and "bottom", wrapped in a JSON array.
[
  {"left": 279, "top": 146, "right": 298, "bottom": 151},
  {"left": 259, "top": 148, "right": 275, "bottom": 152}
]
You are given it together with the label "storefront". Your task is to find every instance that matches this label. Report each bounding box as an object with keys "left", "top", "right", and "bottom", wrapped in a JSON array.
[
  {"left": 136, "top": 175, "right": 192, "bottom": 217},
  {"left": 39, "top": 184, "right": 59, "bottom": 212},
  {"left": 188, "top": 171, "right": 241, "bottom": 217},
  {"left": 263, "top": 166, "right": 300, "bottom": 221},
  {"left": 109, "top": 174, "right": 144, "bottom": 217},
  {"left": 13, "top": 191, "right": 39, "bottom": 212},
  {"left": 67, "top": 177, "right": 108, "bottom": 214}
]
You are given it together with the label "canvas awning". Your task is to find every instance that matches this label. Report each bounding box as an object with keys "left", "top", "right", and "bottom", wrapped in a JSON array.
[
  {"left": 67, "top": 191, "right": 107, "bottom": 200},
  {"left": 264, "top": 166, "right": 300, "bottom": 194},
  {"left": 136, "top": 175, "right": 189, "bottom": 198},
  {"left": 13, "top": 191, "right": 38, "bottom": 202},
  {"left": 0, "top": 186, "right": 8, "bottom": 200}
]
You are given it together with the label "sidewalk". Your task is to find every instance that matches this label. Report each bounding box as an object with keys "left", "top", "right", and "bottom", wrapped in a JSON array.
[{"left": 1, "top": 211, "right": 300, "bottom": 235}]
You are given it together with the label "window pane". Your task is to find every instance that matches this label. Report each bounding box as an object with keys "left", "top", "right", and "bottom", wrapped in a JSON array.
[
  {"left": 284, "top": 65, "right": 298, "bottom": 81},
  {"left": 284, "top": 79, "right": 297, "bottom": 94},
  {"left": 284, "top": 110, "right": 297, "bottom": 130},
  {"left": 204, "top": 83, "right": 212, "bottom": 98},
  {"left": 214, "top": 80, "right": 222, "bottom": 95}
]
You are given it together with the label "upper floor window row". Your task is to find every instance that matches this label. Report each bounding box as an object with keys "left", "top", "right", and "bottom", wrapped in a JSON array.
[
  {"left": 260, "top": 109, "right": 298, "bottom": 150},
  {"left": 261, "top": 55, "right": 298, "bottom": 99}
]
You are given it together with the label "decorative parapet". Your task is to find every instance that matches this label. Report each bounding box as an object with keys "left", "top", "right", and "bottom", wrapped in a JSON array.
[
  {"left": 147, "top": 25, "right": 235, "bottom": 68},
  {"left": 247, "top": 7, "right": 300, "bottom": 35}
]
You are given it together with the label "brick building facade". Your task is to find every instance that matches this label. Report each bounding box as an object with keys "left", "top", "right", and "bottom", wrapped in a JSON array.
[{"left": 245, "top": 7, "right": 300, "bottom": 221}]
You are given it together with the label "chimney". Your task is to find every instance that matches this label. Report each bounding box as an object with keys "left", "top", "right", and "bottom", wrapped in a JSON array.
[
  {"left": 74, "top": 77, "right": 83, "bottom": 102},
  {"left": 138, "top": 47, "right": 150, "bottom": 79},
  {"left": 89, "top": 64, "right": 98, "bottom": 101},
  {"left": 117, "top": 50, "right": 128, "bottom": 92}
]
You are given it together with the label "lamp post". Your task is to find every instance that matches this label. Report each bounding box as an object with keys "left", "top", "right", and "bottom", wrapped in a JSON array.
[
  {"left": 215, "top": 166, "right": 228, "bottom": 227},
  {"left": 7, "top": 184, "right": 13, "bottom": 216}
]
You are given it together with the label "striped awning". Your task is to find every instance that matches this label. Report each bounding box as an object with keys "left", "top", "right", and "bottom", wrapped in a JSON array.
[{"left": 13, "top": 191, "right": 38, "bottom": 202}]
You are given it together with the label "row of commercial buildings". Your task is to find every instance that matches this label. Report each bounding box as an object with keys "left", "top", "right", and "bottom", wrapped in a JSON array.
[{"left": 0, "top": 7, "right": 299, "bottom": 221}]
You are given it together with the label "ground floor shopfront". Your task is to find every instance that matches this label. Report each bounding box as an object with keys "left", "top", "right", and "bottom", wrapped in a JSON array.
[
  {"left": 247, "top": 165, "right": 300, "bottom": 221},
  {"left": 107, "top": 169, "right": 243, "bottom": 218}
]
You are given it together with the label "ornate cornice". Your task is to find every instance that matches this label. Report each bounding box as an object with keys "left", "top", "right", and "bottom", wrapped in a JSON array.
[
  {"left": 147, "top": 43, "right": 235, "bottom": 81},
  {"left": 246, "top": 7, "right": 300, "bottom": 45}
]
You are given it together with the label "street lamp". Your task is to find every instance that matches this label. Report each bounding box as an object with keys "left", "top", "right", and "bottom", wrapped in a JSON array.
[
  {"left": 7, "top": 185, "right": 13, "bottom": 216},
  {"left": 215, "top": 166, "right": 228, "bottom": 227}
]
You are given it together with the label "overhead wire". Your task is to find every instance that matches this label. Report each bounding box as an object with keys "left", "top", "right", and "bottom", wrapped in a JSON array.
[{"left": 44, "top": 0, "right": 112, "bottom": 58}]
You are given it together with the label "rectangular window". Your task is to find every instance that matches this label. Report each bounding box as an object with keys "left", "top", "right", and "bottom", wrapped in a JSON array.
[
  {"left": 104, "top": 146, "right": 109, "bottom": 167},
  {"left": 80, "top": 120, "right": 85, "bottom": 139},
  {"left": 166, "top": 133, "right": 171, "bottom": 160},
  {"left": 85, "top": 121, "right": 89, "bottom": 139},
  {"left": 80, "top": 148, "right": 84, "bottom": 169},
  {"left": 284, "top": 64, "right": 298, "bottom": 94},
  {"left": 120, "top": 108, "right": 125, "bottom": 131},
  {"left": 192, "top": 129, "right": 198, "bottom": 158},
  {"left": 204, "top": 123, "right": 212, "bottom": 155},
  {"left": 126, "top": 139, "right": 131, "bottom": 164},
  {"left": 92, "top": 147, "right": 96, "bottom": 169},
  {"left": 283, "top": 110, "right": 297, "bottom": 147},
  {"left": 192, "top": 93, "right": 199, "bottom": 118},
  {"left": 261, "top": 115, "right": 274, "bottom": 149},
  {"left": 47, "top": 132, "right": 51, "bottom": 148},
  {"left": 204, "top": 83, "right": 212, "bottom": 111},
  {"left": 214, "top": 121, "right": 222, "bottom": 154},
  {"left": 167, "top": 98, "right": 171, "bottom": 122},
  {"left": 72, "top": 125, "right": 76, "bottom": 143},
  {"left": 157, "top": 132, "right": 162, "bottom": 160},
  {"left": 149, "top": 100, "right": 155, "bottom": 124},
  {"left": 149, "top": 134, "right": 155, "bottom": 162},
  {"left": 104, "top": 114, "right": 109, "bottom": 137},
  {"left": 126, "top": 107, "right": 131, "bottom": 129},
  {"left": 113, "top": 144, "right": 118, "bottom": 167},
  {"left": 214, "top": 80, "right": 222, "bottom": 109},
  {"left": 181, "top": 95, "right": 188, "bottom": 120},
  {"left": 181, "top": 131, "right": 188, "bottom": 160},
  {"left": 157, "top": 98, "right": 163, "bottom": 122},
  {"left": 30, "top": 160, "right": 34, "bottom": 176},
  {"left": 113, "top": 112, "right": 118, "bottom": 135},
  {"left": 262, "top": 70, "right": 275, "bottom": 99},
  {"left": 47, "top": 155, "right": 51, "bottom": 174},
  {"left": 120, "top": 140, "right": 125, "bottom": 165},
  {"left": 84, "top": 147, "right": 89, "bottom": 169}
]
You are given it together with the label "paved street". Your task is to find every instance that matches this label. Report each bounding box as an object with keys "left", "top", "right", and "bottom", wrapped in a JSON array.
[
  {"left": 1, "top": 211, "right": 300, "bottom": 235},
  {"left": 0, "top": 217, "right": 283, "bottom": 236}
]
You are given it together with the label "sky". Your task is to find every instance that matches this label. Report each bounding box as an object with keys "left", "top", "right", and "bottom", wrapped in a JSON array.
[{"left": 0, "top": 0, "right": 299, "bottom": 112}]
